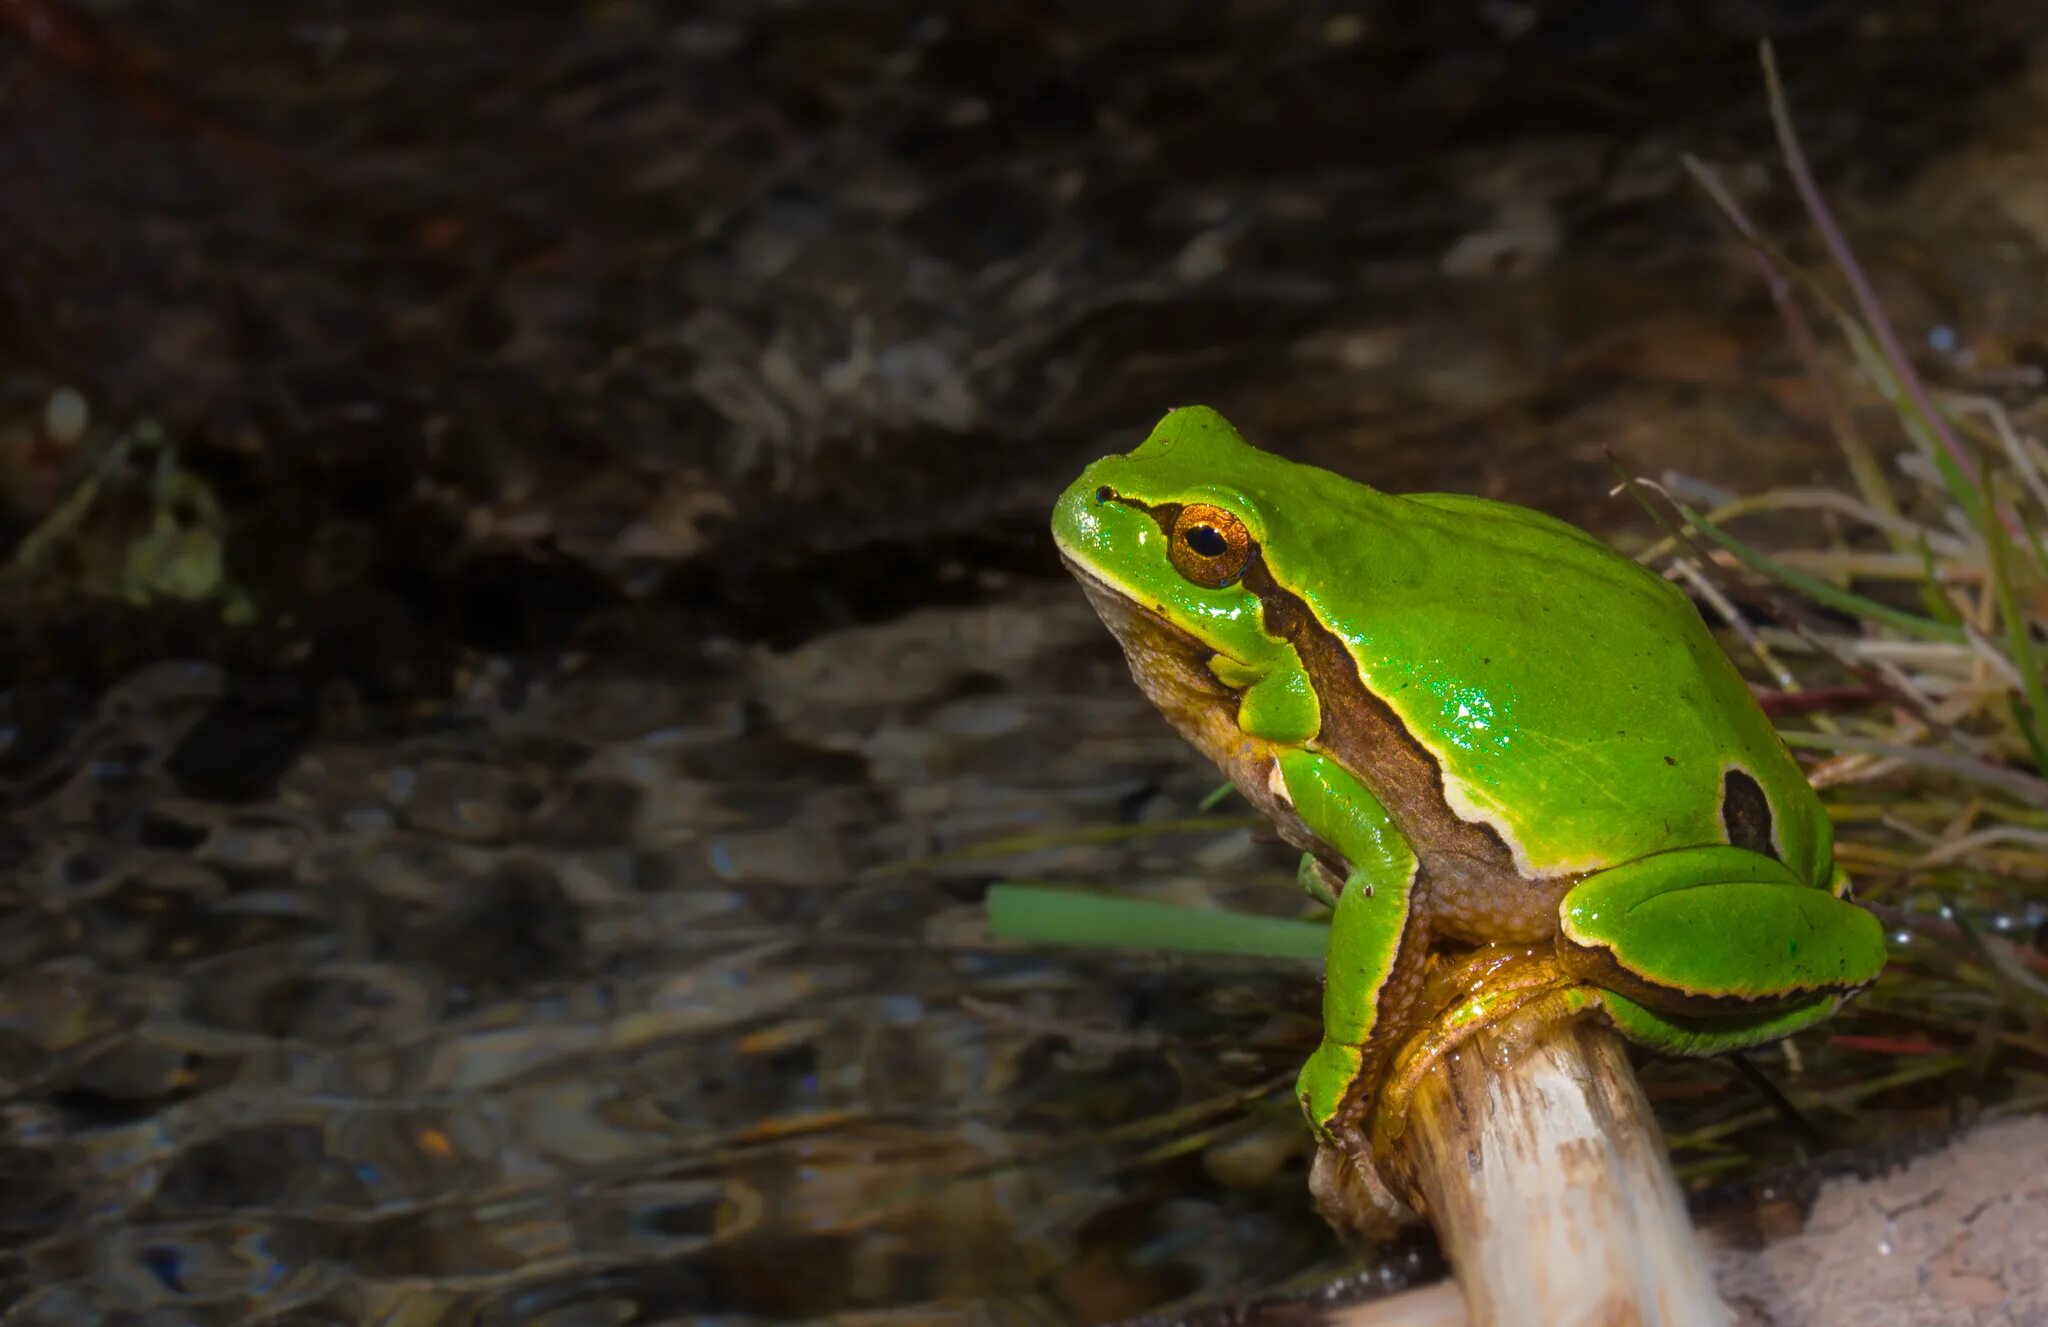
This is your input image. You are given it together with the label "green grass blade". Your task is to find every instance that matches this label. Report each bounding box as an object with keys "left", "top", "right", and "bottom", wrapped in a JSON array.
[
  {"left": 1912, "top": 535, "right": 1964, "bottom": 627},
  {"left": 2016, "top": 500, "right": 2048, "bottom": 582},
  {"left": 1836, "top": 313, "right": 1989, "bottom": 527},
  {"left": 1979, "top": 474, "right": 2048, "bottom": 773},
  {"left": 986, "top": 884, "right": 1329, "bottom": 961},
  {"left": 1671, "top": 498, "right": 1967, "bottom": 643}
]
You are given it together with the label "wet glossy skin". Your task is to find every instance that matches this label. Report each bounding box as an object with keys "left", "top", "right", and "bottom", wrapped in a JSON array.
[{"left": 1051, "top": 406, "right": 1888, "bottom": 1152}]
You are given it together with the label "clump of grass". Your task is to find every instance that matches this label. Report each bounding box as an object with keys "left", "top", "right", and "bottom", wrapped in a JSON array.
[{"left": 1633, "top": 45, "right": 2048, "bottom": 1167}]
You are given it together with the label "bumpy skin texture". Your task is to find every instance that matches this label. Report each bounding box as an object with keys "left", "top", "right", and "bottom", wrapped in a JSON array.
[{"left": 1051, "top": 405, "right": 1887, "bottom": 1144}]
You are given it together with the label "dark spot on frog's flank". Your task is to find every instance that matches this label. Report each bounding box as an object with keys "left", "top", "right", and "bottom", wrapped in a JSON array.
[
  {"left": 1720, "top": 767, "right": 1779, "bottom": 860},
  {"left": 1664, "top": 755, "right": 1676, "bottom": 767}
]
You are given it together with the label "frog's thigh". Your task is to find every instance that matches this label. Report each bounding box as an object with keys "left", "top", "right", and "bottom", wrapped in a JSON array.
[
  {"left": 1276, "top": 750, "right": 1421, "bottom": 1135},
  {"left": 1559, "top": 844, "right": 1888, "bottom": 1005}
]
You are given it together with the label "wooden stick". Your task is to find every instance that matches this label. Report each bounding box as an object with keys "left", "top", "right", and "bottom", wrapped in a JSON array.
[{"left": 1374, "top": 1018, "right": 1729, "bottom": 1327}]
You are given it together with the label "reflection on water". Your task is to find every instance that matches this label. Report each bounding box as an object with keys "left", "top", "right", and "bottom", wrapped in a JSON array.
[{"left": 0, "top": 599, "right": 1367, "bottom": 1322}]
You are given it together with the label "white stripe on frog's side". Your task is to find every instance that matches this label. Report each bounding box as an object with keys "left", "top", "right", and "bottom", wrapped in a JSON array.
[{"left": 1433, "top": 770, "right": 1595, "bottom": 880}]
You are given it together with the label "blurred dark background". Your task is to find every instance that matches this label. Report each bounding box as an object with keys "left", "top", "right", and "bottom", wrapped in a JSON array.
[{"left": 2, "top": 3, "right": 2046, "bottom": 1324}]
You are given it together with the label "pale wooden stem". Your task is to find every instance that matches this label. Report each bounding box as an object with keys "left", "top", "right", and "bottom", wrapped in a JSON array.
[{"left": 1372, "top": 1018, "right": 1729, "bottom": 1327}]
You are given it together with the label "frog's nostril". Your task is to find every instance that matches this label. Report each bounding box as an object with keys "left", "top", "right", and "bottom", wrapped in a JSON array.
[{"left": 1095, "top": 485, "right": 1114, "bottom": 504}]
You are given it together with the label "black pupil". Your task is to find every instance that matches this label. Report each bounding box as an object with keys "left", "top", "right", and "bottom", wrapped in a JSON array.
[
  {"left": 1185, "top": 524, "right": 1228, "bottom": 557},
  {"left": 1095, "top": 486, "right": 1114, "bottom": 504}
]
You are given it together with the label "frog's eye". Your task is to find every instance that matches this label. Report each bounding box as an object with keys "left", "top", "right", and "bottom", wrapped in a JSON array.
[{"left": 1169, "top": 503, "right": 1252, "bottom": 588}]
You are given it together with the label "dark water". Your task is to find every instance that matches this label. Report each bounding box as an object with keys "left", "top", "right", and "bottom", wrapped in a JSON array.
[
  {"left": 0, "top": 618, "right": 1370, "bottom": 1324},
  {"left": 3, "top": 3, "right": 2047, "bottom": 1323}
]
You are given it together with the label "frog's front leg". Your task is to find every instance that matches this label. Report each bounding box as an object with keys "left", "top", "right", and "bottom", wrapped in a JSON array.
[
  {"left": 1557, "top": 844, "right": 1890, "bottom": 1054},
  {"left": 1273, "top": 749, "right": 1429, "bottom": 1148}
]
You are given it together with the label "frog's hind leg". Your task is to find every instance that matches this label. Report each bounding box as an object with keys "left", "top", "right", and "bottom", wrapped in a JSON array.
[
  {"left": 1368, "top": 946, "right": 1587, "bottom": 1146},
  {"left": 1593, "top": 988, "right": 1847, "bottom": 1057},
  {"left": 1556, "top": 844, "right": 1889, "bottom": 1017},
  {"left": 1366, "top": 970, "right": 1845, "bottom": 1164}
]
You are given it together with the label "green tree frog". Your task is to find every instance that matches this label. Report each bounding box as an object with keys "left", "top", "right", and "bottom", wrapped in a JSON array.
[{"left": 1051, "top": 405, "right": 1887, "bottom": 1208}]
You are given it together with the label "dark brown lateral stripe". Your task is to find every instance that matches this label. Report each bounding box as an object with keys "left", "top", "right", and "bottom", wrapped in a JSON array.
[{"left": 1237, "top": 553, "right": 1525, "bottom": 886}]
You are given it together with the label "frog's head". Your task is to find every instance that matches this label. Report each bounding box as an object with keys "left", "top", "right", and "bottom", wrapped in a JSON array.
[
  {"left": 1052, "top": 405, "right": 1277, "bottom": 655},
  {"left": 1051, "top": 406, "right": 1312, "bottom": 779}
]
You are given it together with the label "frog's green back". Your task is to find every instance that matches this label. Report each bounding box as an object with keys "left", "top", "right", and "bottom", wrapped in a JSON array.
[{"left": 1106, "top": 406, "right": 1828, "bottom": 884}]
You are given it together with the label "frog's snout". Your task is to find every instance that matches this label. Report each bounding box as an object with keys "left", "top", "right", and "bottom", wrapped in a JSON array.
[{"left": 1049, "top": 473, "right": 1103, "bottom": 560}]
